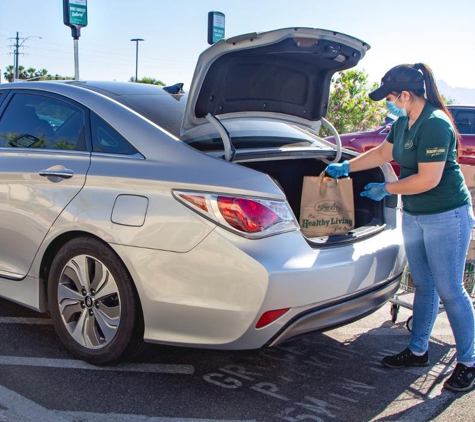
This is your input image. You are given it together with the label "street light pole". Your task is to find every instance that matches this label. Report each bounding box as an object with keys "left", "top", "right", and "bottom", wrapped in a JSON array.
[
  {"left": 130, "top": 38, "right": 144, "bottom": 82},
  {"left": 13, "top": 32, "right": 42, "bottom": 80}
]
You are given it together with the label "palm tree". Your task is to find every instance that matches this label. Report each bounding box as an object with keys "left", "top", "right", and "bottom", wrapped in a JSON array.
[
  {"left": 3, "top": 65, "right": 16, "bottom": 82},
  {"left": 25, "top": 67, "right": 37, "bottom": 80},
  {"left": 3, "top": 66, "right": 54, "bottom": 82},
  {"left": 37, "top": 69, "right": 48, "bottom": 79},
  {"left": 4, "top": 65, "right": 27, "bottom": 82}
]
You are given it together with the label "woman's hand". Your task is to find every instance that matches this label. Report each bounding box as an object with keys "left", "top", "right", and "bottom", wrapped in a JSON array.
[
  {"left": 361, "top": 182, "right": 390, "bottom": 201},
  {"left": 325, "top": 160, "right": 349, "bottom": 178}
]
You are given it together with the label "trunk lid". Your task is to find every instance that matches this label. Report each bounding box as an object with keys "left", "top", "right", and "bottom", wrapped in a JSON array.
[{"left": 181, "top": 27, "right": 370, "bottom": 136}]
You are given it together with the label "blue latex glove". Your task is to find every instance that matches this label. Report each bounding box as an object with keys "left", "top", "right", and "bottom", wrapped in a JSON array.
[
  {"left": 360, "top": 182, "right": 390, "bottom": 201},
  {"left": 325, "top": 160, "right": 350, "bottom": 178}
]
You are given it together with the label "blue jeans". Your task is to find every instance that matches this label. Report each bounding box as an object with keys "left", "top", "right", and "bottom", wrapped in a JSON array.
[{"left": 403, "top": 204, "right": 475, "bottom": 365}]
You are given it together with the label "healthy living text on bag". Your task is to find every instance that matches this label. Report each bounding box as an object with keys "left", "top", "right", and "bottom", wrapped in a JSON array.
[{"left": 299, "top": 173, "right": 355, "bottom": 237}]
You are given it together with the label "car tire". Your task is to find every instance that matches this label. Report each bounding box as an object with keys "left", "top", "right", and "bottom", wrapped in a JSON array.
[{"left": 47, "top": 236, "right": 144, "bottom": 365}]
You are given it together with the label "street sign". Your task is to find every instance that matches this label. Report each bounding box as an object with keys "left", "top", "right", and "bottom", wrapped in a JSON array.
[
  {"left": 63, "top": 0, "right": 88, "bottom": 30},
  {"left": 207, "top": 11, "right": 225, "bottom": 45},
  {"left": 63, "top": 0, "right": 87, "bottom": 80}
]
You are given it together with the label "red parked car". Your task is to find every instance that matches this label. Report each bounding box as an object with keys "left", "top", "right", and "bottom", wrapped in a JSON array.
[{"left": 326, "top": 105, "right": 475, "bottom": 175}]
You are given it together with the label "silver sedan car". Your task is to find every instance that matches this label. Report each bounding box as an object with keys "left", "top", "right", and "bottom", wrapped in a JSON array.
[{"left": 0, "top": 27, "right": 404, "bottom": 364}]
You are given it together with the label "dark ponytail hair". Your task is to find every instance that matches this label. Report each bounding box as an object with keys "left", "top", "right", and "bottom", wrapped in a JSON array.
[{"left": 383, "top": 63, "right": 461, "bottom": 148}]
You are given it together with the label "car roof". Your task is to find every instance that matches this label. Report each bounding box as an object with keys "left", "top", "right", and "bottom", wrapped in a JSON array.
[
  {"left": 66, "top": 80, "right": 182, "bottom": 97},
  {"left": 0, "top": 80, "right": 188, "bottom": 138},
  {"left": 0, "top": 80, "right": 182, "bottom": 97},
  {"left": 447, "top": 104, "right": 475, "bottom": 109}
]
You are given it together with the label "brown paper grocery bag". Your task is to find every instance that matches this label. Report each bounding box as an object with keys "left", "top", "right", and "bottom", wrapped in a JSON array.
[{"left": 299, "top": 172, "right": 355, "bottom": 237}]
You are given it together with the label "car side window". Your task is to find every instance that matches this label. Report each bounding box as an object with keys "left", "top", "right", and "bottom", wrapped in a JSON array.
[
  {"left": 0, "top": 93, "right": 86, "bottom": 150},
  {"left": 452, "top": 109, "right": 475, "bottom": 135},
  {"left": 91, "top": 112, "right": 139, "bottom": 155}
]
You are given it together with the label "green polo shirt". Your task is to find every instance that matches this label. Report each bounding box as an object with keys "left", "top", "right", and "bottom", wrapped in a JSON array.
[{"left": 386, "top": 102, "right": 470, "bottom": 215}]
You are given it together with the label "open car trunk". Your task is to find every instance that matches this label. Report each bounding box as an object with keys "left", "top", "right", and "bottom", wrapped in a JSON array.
[
  {"left": 180, "top": 27, "right": 387, "bottom": 246},
  {"left": 239, "top": 154, "right": 391, "bottom": 246}
]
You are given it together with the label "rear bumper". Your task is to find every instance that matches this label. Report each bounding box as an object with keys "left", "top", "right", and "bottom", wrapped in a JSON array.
[
  {"left": 267, "top": 273, "right": 401, "bottom": 347},
  {"left": 111, "top": 227, "right": 404, "bottom": 349}
]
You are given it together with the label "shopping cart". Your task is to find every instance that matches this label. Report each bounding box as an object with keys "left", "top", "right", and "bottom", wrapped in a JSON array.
[{"left": 389, "top": 262, "right": 475, "bottom": 331}]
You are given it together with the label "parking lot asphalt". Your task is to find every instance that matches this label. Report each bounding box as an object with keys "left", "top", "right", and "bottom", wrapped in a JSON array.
[{"left": 0, "top": 293, "right": 473, "bottom": 422}]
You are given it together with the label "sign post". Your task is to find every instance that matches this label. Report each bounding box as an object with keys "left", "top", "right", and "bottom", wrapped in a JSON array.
[
  {"left": 207, "top": 11, "right": 225, "bottom": 45},
  {"left": 63, "top": 0, "right": 88, "bottom": 80}
]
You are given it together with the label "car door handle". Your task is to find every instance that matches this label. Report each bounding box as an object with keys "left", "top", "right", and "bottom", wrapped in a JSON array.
[{"left": 39, "top": 168, "right": 75, "bottom": 179}]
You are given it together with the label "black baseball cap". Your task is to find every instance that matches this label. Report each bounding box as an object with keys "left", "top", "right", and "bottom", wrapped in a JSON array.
[{"left": 369, "top": 80, "right": 424, "bottom": 101}]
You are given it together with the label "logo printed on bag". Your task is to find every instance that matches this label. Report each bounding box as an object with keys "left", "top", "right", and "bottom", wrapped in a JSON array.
[
  {"left": 315, "top": 201, "right": 343, "bottom": 215},
  {"left": 301, "top": 217, "right": 353, "bottom": 230},
  {"left": 301, "top": 218, "right": 329, "bottom": 228}
]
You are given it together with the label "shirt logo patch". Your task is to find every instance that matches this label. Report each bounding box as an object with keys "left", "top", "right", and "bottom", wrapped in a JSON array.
[
  {"left": 426, "top": 147, "right": 446, "bottom": 157},
  {"left": 404, "top": 140, "right": 414, "bottom": 149}
]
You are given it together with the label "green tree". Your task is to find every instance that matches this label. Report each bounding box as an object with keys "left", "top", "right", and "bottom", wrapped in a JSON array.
[
  {"left": 3, "top": 65, "right": 71, "bottom": 82},
  {"left": 442, "top": 94, "right": 455, "bottom": 105},
  {"left": 3, "top": 65, "right": 20, "bottom": 82},
  {"left": 24, "top": 67, "right": 38, "bottom": 79},
  {"left": 129, "top": 76, "right": 165, "bottom": 85},
  {"left": 320, "top": 69, "right": 386, "bottom": 136},
  {"left": 29, "top": 68, "right": 49, "bottom": 80}
]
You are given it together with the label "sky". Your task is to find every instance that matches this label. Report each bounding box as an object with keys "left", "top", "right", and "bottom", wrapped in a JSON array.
[{"left": 1, "top": 0, "right": 474, "bottom": 92}]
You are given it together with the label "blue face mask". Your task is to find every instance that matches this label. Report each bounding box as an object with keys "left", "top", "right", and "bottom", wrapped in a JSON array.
[{"left": 386, "top": 96, "right": 406, "bottom": 117}]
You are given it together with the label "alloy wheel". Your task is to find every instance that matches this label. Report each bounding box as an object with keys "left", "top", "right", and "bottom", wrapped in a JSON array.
[{"left": 57, "top": 254, "right": 121, "bottom": 349}]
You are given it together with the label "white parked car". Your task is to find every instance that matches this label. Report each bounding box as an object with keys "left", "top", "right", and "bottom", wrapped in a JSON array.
[{"left": 0, "top": 27, "right": 404, "bottom": 364}]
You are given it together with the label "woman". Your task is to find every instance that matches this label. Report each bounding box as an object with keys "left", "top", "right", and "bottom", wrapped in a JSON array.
[{"left": 326, "top": 63, "right": 475, "bottom": 392}]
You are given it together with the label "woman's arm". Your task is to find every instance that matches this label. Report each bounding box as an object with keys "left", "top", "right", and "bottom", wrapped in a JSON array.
[{"left": 349, "top": 140, "right": 394, "bottom": 172}]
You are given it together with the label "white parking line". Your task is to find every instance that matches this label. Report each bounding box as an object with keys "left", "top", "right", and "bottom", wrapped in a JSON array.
[{"left": 0, "top": 356, "right": 194, "bottom": 374}]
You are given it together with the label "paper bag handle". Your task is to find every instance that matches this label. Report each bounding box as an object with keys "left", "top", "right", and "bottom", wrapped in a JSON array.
[{"left": 319, "top": 170, "right": 339, "bottom": 194}]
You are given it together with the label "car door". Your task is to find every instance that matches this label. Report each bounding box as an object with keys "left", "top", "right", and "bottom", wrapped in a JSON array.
[
  {"left": 0, "top": 91, "right": 90, "bottom": 279},
  {"left": 451, "top": 107, "right": 475, "bottom": 165}
]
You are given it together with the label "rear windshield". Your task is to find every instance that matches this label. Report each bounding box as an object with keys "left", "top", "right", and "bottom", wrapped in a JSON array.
[
  {"left": 182, "top": 120, "right": 324, "bottom": 151},
  {"left": 114, "top": 93, "right": 186, "bottom": 138}
]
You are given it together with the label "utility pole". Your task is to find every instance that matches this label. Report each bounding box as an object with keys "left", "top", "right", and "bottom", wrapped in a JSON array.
[
  {"left": 14, "top": 32, "right": 19, "bottom": 80},
  {"left": 10, "top": 32, "right": 42, "bottom": 81},
  {"left": 130, "top": 38, "right": 144, "bottom": 82}
]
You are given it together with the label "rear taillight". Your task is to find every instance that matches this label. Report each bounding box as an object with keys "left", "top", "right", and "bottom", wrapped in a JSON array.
[
  {"left": 173, "top": 190, "right": 297, "bottom": 238},
  {"left": 178, "top": 194, "right": 208, "bottom": 212},
  {"left": 217, "top": 196, "right": 279, "bottom": 233}
]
